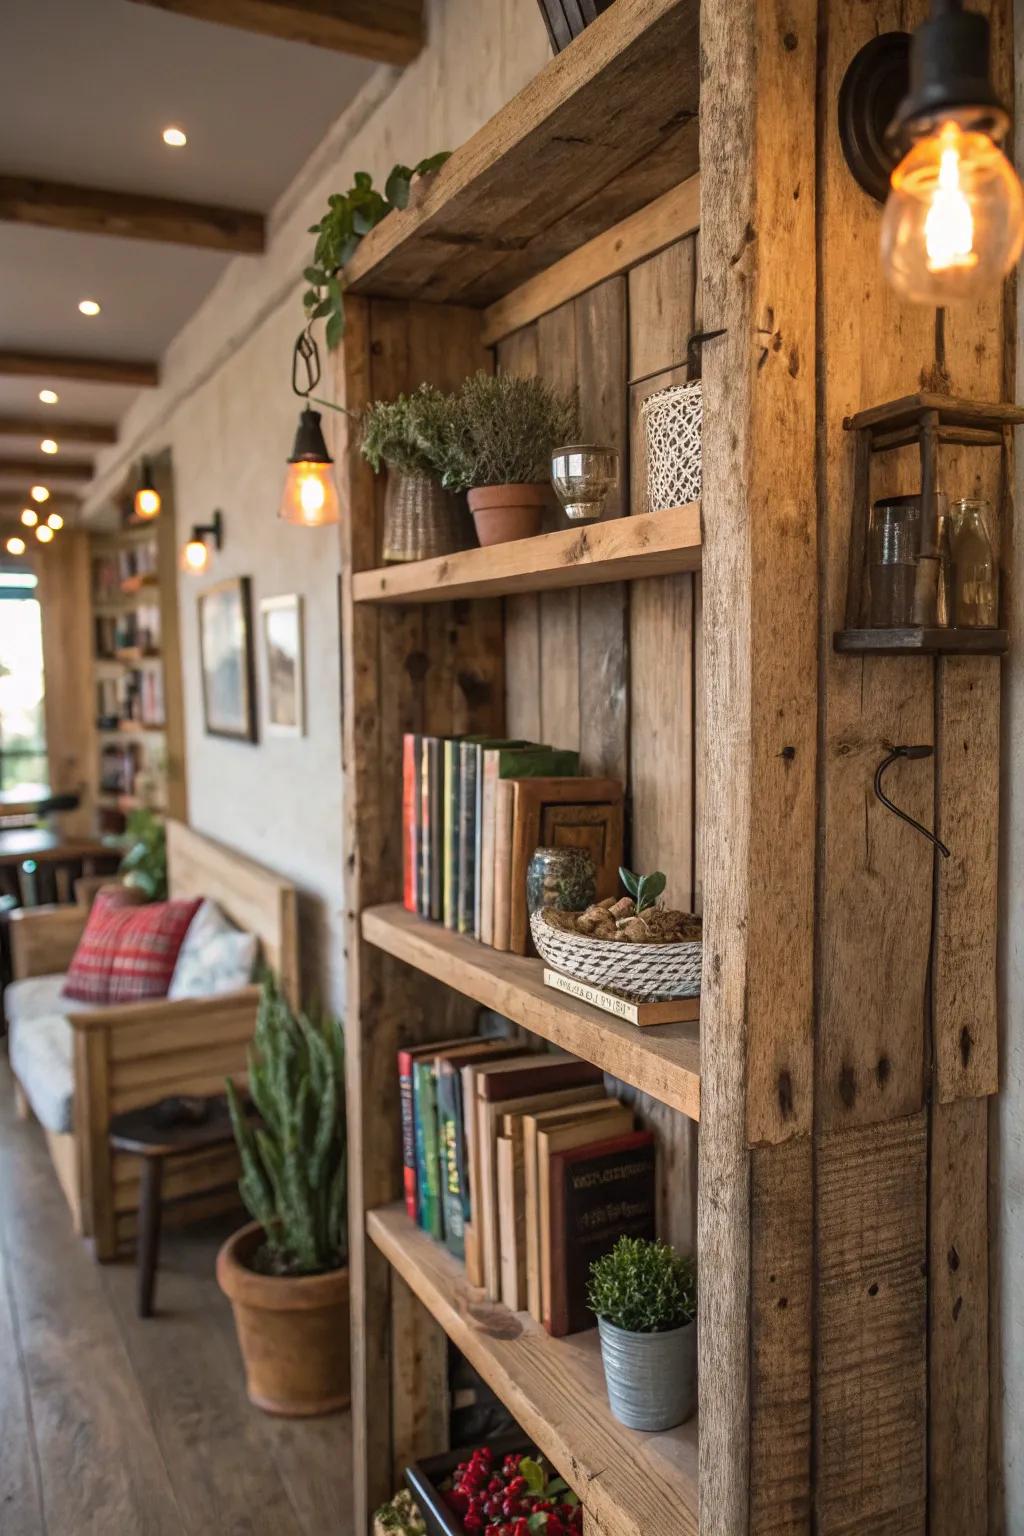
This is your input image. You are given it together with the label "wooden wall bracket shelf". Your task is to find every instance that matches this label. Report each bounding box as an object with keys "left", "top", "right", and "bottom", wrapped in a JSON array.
[{"left": 835, "top": 391, "right": 1023, "bottom": 657}]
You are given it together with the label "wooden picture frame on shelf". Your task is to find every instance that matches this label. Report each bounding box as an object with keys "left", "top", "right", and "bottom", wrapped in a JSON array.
[
  {"left": 197, "top": 576, "right": 257, "bottom": 744},
  {"left": 259, "top": 594, "right": 305, "bottom": 738}
]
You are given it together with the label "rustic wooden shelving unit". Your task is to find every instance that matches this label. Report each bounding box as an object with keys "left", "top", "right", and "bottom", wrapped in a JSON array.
[
  {"left": 363, "top": 904, "right": 700, "bottom": 1119},
  {"left": 367, "top": 1203, "right": 699, "bottom": 1536},
  {"left": 338, "top": 0, "right": 1008, "bottom": 1531}
]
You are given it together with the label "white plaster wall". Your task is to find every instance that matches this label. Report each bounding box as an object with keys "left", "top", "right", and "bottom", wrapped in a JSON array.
[{"left": 82, "top": 0, "right": 550, "bottom": 1012}]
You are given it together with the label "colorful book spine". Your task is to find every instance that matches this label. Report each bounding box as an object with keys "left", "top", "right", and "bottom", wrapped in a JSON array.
[
  {"left": 397, "top": 1047, "right": 419, "bottom": 1223},
  {"left": 413, "top": 1060, "right": 443, "bottom": 1239},
  {"left": 418, "top": 736, "right": 431, "bottom": 917},
  {"left": 402, "top": 734, "right": 417, "bottom": 914},
  {"left": 426, "top": 737, "right": 443, "bottom": 920},
  {"left": 436, "top": 1064, "right": 466, "bottom": 1257},
  {"left": 442, "top": 739, "right": 461, "bottom": 930},
  {"left": 457, "top": 742, "right": 478, "bottom": 936}
]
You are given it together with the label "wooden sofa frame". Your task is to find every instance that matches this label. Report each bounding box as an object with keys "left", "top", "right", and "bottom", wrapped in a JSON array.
[{"left": 8, "top": 820, "right": 299, "bottom": 1259}]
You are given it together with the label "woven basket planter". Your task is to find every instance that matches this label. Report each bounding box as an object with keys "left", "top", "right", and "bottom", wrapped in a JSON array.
[
  {"left": 531, "top": 908, "right": 702, "bottom": 1001},
  {"left": 382, "top": 469, "right": 470, "bottom": 563},
  {"left": 640, "top": 380, "right": 702, "bottom": 511}
]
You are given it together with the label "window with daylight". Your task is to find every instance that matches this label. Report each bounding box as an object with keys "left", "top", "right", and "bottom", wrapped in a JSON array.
[{"left": 0, "top": 572, "right": 47, "bottom": 793}]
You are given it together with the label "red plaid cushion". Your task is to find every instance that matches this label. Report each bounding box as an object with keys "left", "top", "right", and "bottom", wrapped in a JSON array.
[{"left": 63, "top": 893, "right": 202, "bottom": 1005}]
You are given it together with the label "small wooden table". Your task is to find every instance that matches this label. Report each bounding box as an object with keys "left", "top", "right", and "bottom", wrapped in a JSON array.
[{"left": 108, "top": 1096, "right": 251, "bottom": 1318}]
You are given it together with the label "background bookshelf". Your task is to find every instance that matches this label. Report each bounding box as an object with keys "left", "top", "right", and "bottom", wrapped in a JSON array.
[{"left": 88, "top": 451, "right": 186, "bottom": 833}]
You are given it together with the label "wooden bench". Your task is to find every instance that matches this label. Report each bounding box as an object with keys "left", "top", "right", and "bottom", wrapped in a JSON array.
[{"left": 8, "top": 820, "right": 298, "bottom": 1259}]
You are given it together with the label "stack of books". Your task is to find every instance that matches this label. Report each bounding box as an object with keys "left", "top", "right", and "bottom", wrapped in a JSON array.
[
  {"left": 398, "top": 1039, "right": 657, "bottom": 1337},
  {"left": 402, "top": 734, "right": 625, "bottom": 956}
]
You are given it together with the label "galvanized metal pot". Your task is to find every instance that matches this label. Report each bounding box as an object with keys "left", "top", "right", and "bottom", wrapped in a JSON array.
[{"left": 597, "top": 1315, "right": 696, "bottom": 1431}]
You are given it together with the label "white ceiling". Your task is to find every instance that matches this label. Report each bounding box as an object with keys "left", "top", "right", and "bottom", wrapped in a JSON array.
[{"left": 0, "top": 0, "right": 376, "bottom": 511}]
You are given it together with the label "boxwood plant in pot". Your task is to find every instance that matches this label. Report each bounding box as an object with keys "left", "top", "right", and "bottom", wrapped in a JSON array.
[
  {"left": 217, "top": 973, "right": 349, "bottom": 1417},
  {"left": 588, "top": 1235, "right": 697, "bottom": 1432},
  {"left": 440, "top": 372, "right": 578, "bottom": 545},
  {"left": 361, "top": 384, "right": 469, "bottom": 562}
]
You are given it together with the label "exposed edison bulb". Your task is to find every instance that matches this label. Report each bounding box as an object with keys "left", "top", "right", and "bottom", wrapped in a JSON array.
[
  {"left": 47, "top": 512, "right": 64, "bottom": 530},
  {"left": 135, "top": 485, "right": 161, "bottom": 519},
  {"left": 881, "top": 121, "right": 1024, "bottom": 304},
  {"left": 35, "top": 524, "right": 54, "bottom": 543},
  {"left": 20, "top": 507, "right": 38, "bottom": 527},
  {"left": 278, "top": 461, "right": 340, "bottom": 526},
  {"left": 180, "top": 537, "right": 210, "bottom": 574},
  {"left": 5, "top": 536, "right": 26, "bottom": 555},
  {"left": 30, "top": 485, "right": 50, "bottom": 503}
]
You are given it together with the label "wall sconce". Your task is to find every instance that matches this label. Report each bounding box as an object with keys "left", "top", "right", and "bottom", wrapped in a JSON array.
[
  {"left": 134, "top": 458, "right": 161, "bottom": 521},
  {"left": 839, "top": 1, "right": 1023, "bottom": 304},
  {"left": 181, "top": 509, "right": 223, "bottom": 575},
  {"left": 279, "top": 330, "right": 340, "bottom": 527}
]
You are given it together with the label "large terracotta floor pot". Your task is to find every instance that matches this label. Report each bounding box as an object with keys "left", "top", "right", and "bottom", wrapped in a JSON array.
[
  {"left": 468, "top": 483, "right": 550, "bottom": 544},
  {"left": 217, "top": 1222, "right": 350, "bottom": 1417}
]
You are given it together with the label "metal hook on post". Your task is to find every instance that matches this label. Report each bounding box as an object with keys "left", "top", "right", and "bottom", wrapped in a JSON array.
[
  {"left": 685, "top": 327, "right": 727, "bottom": 382},
  {"left": 873, "top": 744, "right": 950, "bottom": 857}
]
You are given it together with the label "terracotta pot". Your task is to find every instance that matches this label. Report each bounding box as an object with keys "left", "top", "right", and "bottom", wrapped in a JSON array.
[
  {"left": 217, "top": 1222, "right": 350, "bottom": 1417},
  {"left": 467, "top": 483, "right": 550, "bottom": 545}
]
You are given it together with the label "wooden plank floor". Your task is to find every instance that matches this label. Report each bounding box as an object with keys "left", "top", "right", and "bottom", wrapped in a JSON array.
[{"left": 0, "top": 1061, "right": 354, "bottom": 1536}]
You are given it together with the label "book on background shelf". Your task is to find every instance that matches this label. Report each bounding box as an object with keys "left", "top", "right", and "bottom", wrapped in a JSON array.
[
  {"left": 537, "top": 1105, "right": 635, "bottom": 1326},
  {"left": 522, "top": 1096, "right": 632, "bottom": 1321},
  {"left": 457, "top": 740, "right": 479, "bottom": 936},
  {"left": 413, "top": 1059, "right": 443, "bottom": 1239},
  {"left": 419, "top": 737, "right": 443, "bottom": 919},
  {"left": 547, "top": 1131, "right": 657, "bottom": 1337},
  {"left": 507, "top": 777, "right": 625, "bottom": 955}
]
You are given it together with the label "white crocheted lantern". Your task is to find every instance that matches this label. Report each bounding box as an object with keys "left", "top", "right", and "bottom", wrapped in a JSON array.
[{"left": 640, "top": 379, "right": 702, "bottom": 511}]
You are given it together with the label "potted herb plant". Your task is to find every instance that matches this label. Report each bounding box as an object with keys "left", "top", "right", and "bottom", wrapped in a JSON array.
[
  {"left": 440, "top": 372, "right": 578, "bottom": 545},
  {"left": 117, "top": 807, "right": 167, "bottom": 899},
  {"left": 588, "top": 1235, "right": 697, "bottom": 1432},
  {"left": 362, "top": 384, "right": 469, "bottom": 562},
  {"left": 217, "top": 974, "right": 349, "bottom": 1417}
]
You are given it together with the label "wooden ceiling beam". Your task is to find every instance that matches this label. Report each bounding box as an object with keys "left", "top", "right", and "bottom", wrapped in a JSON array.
[
  {"left": 0, "top": 176, "right": 264, "bottom": 254},
  {"left": 0, "top": 457, "right": 94, "bottom": 480},
  {"left": 0, "top": 416, "right": 117, "bottom": 444},
  {"left": 0, "top": 352, "right": 159, "bottom": 387},
  {"left": 125, "top": 0, "right": 423, "bottom": 65}
]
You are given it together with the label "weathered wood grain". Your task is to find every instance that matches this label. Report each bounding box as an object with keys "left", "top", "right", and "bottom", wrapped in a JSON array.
[
  {"left": 698, "top": 0, "right": 817, "bottom": 1526},
  {"left": 816, "top": 1114, "right": 928, "bottom": 1535},
  {"left": 929, "top": 1096, "right": 990, "bottom": 1536},
  {"left": 125, "top": 0, "right": 423, "bottom": 63}
]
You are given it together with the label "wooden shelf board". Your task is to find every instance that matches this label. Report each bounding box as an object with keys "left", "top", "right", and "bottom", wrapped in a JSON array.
[
  {"left": 367, "top": 1203, "right": 698, "bottom": 1536},
  {"left": 834, "top": 627, "right": 1008, "bottom": 656},
  {"left": 362, "top": 904, "right": 700, "bottom": 1120},
  {"left": 353, "top": 504, "right": 701, "bottom": 605},
  {"left": 343, "top": 0, "right": 699, "bottom": 307}
]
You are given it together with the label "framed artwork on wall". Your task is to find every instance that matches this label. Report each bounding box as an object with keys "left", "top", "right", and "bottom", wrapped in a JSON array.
[
  {"left": 198, "top": 576, "right": 257, "bottom": 742},
  {"left": 260, "top": 593, "right": 305, "bottom": 737}
]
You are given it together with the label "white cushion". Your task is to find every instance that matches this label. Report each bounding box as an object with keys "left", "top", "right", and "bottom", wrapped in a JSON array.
[
  {"left": 4, "top": 973, "right": 90, "bottom": 1027},
  {"left": 9, "top": 1013, "right": 74, "bottom": 1133},
  {"left": 168, "top": 899, "right": 257, "bottom": 1000}
]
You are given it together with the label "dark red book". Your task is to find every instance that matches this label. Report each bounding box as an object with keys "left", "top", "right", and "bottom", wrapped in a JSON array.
[
  {"left": 476, "top": 1056, "right": 604, "bottom": 1104},
  {"left": 547, "top": 1130, "right": 657, "bottom": 1337}
]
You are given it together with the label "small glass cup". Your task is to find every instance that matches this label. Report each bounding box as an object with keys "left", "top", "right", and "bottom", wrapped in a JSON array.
[
  {"left": 550, "top": 445, "right": 619, "bottom": 523},
  {"left": 868, "top": 493, "right": 921, "bottom": 626},
  {"left": 950, "top": 498, "right": 999, "bottom": 627}
]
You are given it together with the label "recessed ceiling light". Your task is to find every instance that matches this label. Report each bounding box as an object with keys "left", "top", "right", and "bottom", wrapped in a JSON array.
[
  {"left": 30, "top": 485, "right": 50, "bottom": 503},
  {"left": 40, "top": 439, "right": 58, "bottom": 455},
  {"left": 5, "top": 536, "right": 26, "bottom": 556},
  {"left": 162, "top": 125, "right": 187, "bottom": 147},
  {"left": 47, "top": 512, "right": 64, "bottom": 530},
  {"left": 78, "top": 298, "right": 101, "bottom": 316},
  {"left": 35, "top": 524, "right": 54, "bottom": 543},
  {"left": 21, "top": 507, "right": 39, "bottom": 527},
  {"left": 38, "top": 388, "right": 59, "bottom": 405}
]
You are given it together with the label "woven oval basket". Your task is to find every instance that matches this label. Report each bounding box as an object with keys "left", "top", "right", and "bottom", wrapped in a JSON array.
[{"left": 531, "top": 908, "right": 702, "bottom": 1001}]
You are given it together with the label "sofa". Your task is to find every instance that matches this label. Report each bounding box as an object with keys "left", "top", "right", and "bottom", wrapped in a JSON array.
[{"left": 5, "top": 820, "right": 298, "bottom": 1259}]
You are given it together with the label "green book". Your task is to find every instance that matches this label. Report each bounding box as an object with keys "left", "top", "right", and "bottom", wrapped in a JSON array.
[
  {"left": 441, "top": 738, "right": 462, "bottom": 931},
  {"left": 412, "top": 1059, "right": 442, "bottom": 1240}
]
